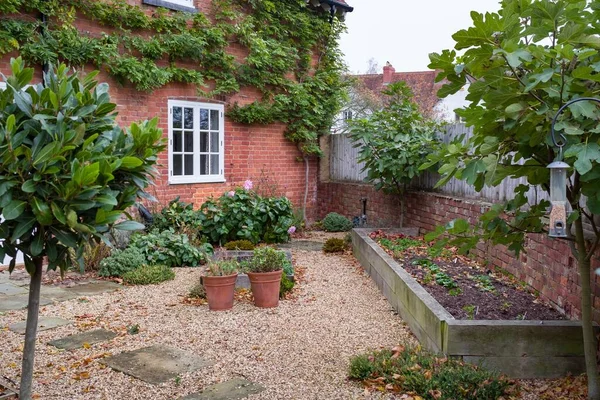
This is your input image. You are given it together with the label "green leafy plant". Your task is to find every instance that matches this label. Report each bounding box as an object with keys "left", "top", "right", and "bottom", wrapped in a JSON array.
[
  {"left": 205, "top": 260, "right": 238, "bottom": 276},
  {"left": 412, "top": 259, "right": 458, "bottom": 290},
  {"left": 280, "top": 274, "right": 294, "bottom": 298},
  {"left": 379, "top": 237, "right": 422, "bottom": 253},
  {"left": 188, "top": 282, "right": 206, "bottom": 299},
  {"left": 223, "top": 240, "right": 255, "bottom": 251},
  {"left": 79, "top": 241, "right": 112, "bottom": 272},
  {"left": 247, "top": 247, "right": 287, "bottom": 273},
  {"left": 349, "top": 81, "right": 440, "bottom": 227},
  {"left": 322, "top": 237, "right": 347, "bottom": 253},
  {"left": 129, "top": 229, "right": 213, "bottom": 268},
  {"left": 0, "top": 58, "right": 164, "bottom": 399},
  {"left": 348, "top": 344, "right": 512, "bottom": 399},
  {"left": 200, "top": 187, "right": 293, "bottom": 245},
  {"left": 98, "top": 247, "right": 145, "bottom": 277},
  {"left": 150, "top": 197, "right": 205, "bottom": 242},
  {"left": 322, "top": 212, "right": 353, "bottom": 232},
  {"left": 425, "top": 2, "right": 600, "bottom": 393},
  {"left": 463, "top": 304, "right": 477, "bottom": 320},
  {"left": 473, "top": 275, "right": 496, "bottom": 293},
  {"left": 122, "top": 264, "right": 175, "bottom": 285}
]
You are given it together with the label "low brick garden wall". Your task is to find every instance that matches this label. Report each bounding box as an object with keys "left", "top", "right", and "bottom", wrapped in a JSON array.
[{"left": 318, "top": 181, "right": 600, "bottom": 323}]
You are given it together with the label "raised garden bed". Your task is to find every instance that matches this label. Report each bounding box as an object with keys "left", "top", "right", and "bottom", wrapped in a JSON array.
[
  {"left": 212, "top": 249, "right": 293, "bottom": 289},
  {"left": 352, "top": 228, "right": 598, "bottom": 379}
]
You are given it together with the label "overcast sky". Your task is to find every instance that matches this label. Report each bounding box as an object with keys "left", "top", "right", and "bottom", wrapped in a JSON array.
[{"left": 340, "top": 0, "right": 503, "bottom": 73}]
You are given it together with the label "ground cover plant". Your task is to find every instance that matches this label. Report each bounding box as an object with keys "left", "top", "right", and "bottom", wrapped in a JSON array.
[
  {"left": 322, "top": 212, "right": 353, "bottom": 232},
  {"left": 121, "top": 264, "right": 175, "bottom": 285},
  {"left": 97, "top": 246, "right": 145, "bottom": 278},
  {"left": 349, "top": 344, "right": 514, "bottom": 399},
  {"left": 370, "top": 231, "right": 563, "bottom": 320}
]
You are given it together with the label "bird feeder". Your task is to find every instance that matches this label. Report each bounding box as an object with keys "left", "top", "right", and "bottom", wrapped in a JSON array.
[{"left": 547, "top": 160, "right": 569, "bottom": 238}]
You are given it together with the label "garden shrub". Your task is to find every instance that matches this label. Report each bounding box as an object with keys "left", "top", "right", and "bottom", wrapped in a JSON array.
[
  {"left": 188, "top": 282, "right": 206, "bottom": 299},
  {"left": 129, "top": 229, "right": 213, "bottom": 267},
  {"left": 322, "top": 212, "right": 353, "bottom": 232},
  {"left": 224, "top": 240, "right": 255, "bottom": 251},
  {"left": 80, "top": 241, "right": 112, "bottom": 272},
  {"left": 323, "top": 238, "right": 347, "bottom": 253},
  {"left": 280, "top": 274, "right": 294, "bottom": 298},
  {"left": 98, "top": 247, "right": 146, "bottom": 277},
  {"left": 122, "top": 264, "right": 175, "bottom": 285},
  {"left": 151, "top": 197, "right": 205, "bottom": 242},
  {"left": 200, "top": 188, "right": 293, "bottom": 245},
  {"left": 349, "top": 345, "right": 512, "bottom": 399},
  {"left": 246, "top": 247, "right": 289, "bottom": 273}
]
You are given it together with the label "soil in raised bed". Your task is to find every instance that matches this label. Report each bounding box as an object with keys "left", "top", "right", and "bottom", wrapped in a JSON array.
[{"left": 370, "top": 231, "right": 565, "bottom": 321}]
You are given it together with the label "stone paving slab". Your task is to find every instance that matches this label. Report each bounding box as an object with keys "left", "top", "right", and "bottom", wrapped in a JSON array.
[
  {"left": 0, "top": 283, "right": 28, "bottom": 296},
  {"left": 9, "top": 316, "right": 71, "bottom": 334},
  {"left": 0, "top": 294, "right": 53, "bottom": 312},
  {"left": 40, "top": 286, "right": 79, "bottom": 302},
  {"left": 179, "top": 378, "right": 265, "bottom": 400},
  {"left": 63, "top": 281, "right": 121, "bottom": 296},
  {"left": 101, "top": 345, "right": 213, "bottom": 385},
  {"left": 48, "top": 329, "right": 117, "bottom": 350},
  {"left": 277, "top": 240, "right": 324, "bottom": 251}
]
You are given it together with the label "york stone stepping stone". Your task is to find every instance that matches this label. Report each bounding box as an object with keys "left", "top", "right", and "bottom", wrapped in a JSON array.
[
  {"left": 9, "top": 316, "right": 71, "bottom": 334},
  {"left": 64, "top": 281, "right": 121, "bottom": 296},
  {"left": 0, "top": 294, "right": 53, "bottom": 312},
  {"left": 40, "top": 286, "right": 79, "bottom": 302},
  {"left": 0, "top": 282, "right": 28, "bottom": 296},
  {"left": 48, "top": 329, "right": 117, "bottom": 350},
  {"left": 278, "top": 241, "right": 324, "bottom": 251},
  {"left": 101, "top": 345, "right": 213, "bottom": 385},
  {"left": 179, "top": 378, "right": 265, "bottom": 400}
]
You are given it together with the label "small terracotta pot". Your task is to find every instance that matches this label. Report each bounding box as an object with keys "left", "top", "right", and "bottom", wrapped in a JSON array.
[
  {"left": 203, "top": 273, "right": 238, "bottom": 311},
  {"left": 248, "top": 270, "right": 282, "bottom": 308}
]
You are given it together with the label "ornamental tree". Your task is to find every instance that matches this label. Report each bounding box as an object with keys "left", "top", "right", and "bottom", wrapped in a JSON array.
[
  {"left": 0, "top": 58, "right": 165, "bottom": 399},
  {"left": 425, "top": 1, "right": 600, "bottom": 397},
  {"left": 349, "top": 81, "right": 440, "bottom": 227}
]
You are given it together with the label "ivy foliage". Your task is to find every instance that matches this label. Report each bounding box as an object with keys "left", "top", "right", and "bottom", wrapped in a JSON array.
[{"left": 0, "top": 0, "right": 347, "bottom": 155}]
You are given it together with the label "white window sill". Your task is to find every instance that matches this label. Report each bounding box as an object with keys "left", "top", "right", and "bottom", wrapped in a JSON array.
[{"left": 169, "top": 177, "right": 226, "bottom": 185}]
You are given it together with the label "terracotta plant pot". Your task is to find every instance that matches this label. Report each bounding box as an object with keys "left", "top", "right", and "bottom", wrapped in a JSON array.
[
  {"left": 248, "top": 270, "right": 282, "bottom": 308},
  {"left": 203, "top": 273, "right": 238, "bottom": 311}
]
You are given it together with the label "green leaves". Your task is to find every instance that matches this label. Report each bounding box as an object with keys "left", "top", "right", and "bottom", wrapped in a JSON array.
[{"left": 0, "top": 58, "right": 164, "bottom": 275}]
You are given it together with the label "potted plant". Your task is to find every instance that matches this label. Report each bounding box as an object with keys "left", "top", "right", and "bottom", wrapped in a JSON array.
[
  {"left": 202, "top": 260, "right": 239, "bottom": 311},
  {"left": 246, "top": 247, "right": 287, "bottom": 308}
]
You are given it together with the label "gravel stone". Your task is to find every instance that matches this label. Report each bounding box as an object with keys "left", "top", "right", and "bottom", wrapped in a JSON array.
[{"left": 0, "top": 235, "right": 415, "bottom": 399}]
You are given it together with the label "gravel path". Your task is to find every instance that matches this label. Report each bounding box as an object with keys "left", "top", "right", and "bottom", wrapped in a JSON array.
[{"left": 0, "top": 242, "right": 415, "bottom": 399}]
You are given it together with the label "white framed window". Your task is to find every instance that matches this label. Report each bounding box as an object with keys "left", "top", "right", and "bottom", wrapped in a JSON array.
[
  {"left": 168, "top": 100, "right": 225, "bottom": 184},
  {"left": 0, "top": 82, "right": 6, "bottom": 90},
  {"left": 342, "top": 110, "right": 353, "bottom": 121}
]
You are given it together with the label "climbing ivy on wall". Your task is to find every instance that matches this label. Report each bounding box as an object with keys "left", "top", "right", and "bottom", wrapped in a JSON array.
[{"left": 0, "top": 0, "right": 347, "bottom": 155}]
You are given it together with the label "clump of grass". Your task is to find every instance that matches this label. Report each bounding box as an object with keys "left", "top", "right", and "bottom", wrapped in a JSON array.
[
  {"left": 188, "top": 282, "right": 206, "bottom": 299},
  {"left": 122, "top": 264, "right": 175, "bottom": 285},
  {"left": 348, "top": 344, "right": 512, "bottom": 399},
  {"left": 323, "top": 238, "right": 347, "bottom": 253}
]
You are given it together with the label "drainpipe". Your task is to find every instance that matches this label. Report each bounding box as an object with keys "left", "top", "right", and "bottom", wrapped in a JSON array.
[
  {"left": 40, "top": 11, "right": 50, "bottom": 76},
  {"left": 360, "top": 197, "right": 367, "bottom": 226}
]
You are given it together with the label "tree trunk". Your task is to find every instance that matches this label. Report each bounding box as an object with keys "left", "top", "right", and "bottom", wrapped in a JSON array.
[
  {"left": 574, "top": 218, "right": 600, "bottom": 400},
  {"left": 19, "top": 257, "right": 43, "bottom": 400}
]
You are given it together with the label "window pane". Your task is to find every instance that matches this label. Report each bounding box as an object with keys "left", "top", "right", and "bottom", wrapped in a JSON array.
[
  {"left": 173, "top": 155, "right": 182, "bottom": 175},
  {"left": 200, "top": 109, "right": 209, "bottom": 130},
  {"left": 210, "top": 131, "right": 219, "bottom": 153},
  {"left": 200, "top": 132, "right": 209, "bottom": 152},
  {"left": 184, "top": 131, "right": 194, "bottom": 152},
  {"left": 200, "top": 155, "right": 208, "bottom": 175},
  {"left": 184, "top": 107, "right": 194, "bottom": 129},
  {"left": 210, "top": 109, "right": 219, "bottom": 130},
  {"left": 210, "top": 154, "right": 219, "bottom": 175},
  {"left": 184, "top": 155, "right": 194, "bottom": 175},
  {"left": 173, "top": 107, "right": 182, "bottom": 129},
  {"left": 173, "top": 131, "right": 182, "bottom": 152}
]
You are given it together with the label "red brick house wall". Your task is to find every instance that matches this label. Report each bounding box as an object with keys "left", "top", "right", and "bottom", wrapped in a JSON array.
[
  {"left": 317, "top": 181, "right": 600, "bottom": 323},
  {"left": 0, "top": 0, "right": 319, "bottom": 218}
]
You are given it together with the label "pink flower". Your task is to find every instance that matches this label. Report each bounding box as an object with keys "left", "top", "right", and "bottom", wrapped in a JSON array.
[
  {"left": 227, "top": 190, "right": 235, "bottom": 197},
  {"left": 243, "top": 180, "right": 253, "bottom": 191},
  {"left": 288, "top": 226, "right": 296, "bottom": 234}
]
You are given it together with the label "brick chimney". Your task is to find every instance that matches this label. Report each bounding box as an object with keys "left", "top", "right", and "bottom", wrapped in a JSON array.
[{"left": 383, "top": 62, "right": 395, "bottom": 85}]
